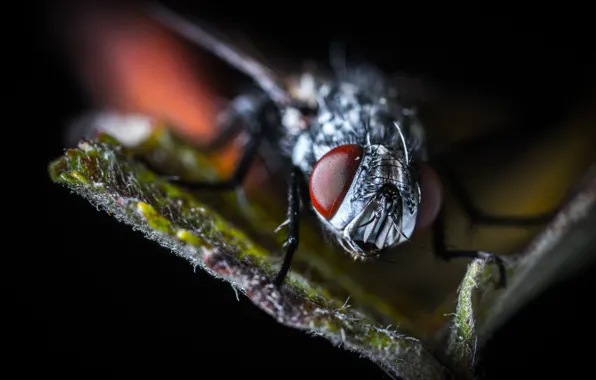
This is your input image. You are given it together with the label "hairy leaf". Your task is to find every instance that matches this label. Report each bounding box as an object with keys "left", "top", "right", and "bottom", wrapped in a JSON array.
[{"left": 49, "top": 109, "right": 596, "bottom": 379}]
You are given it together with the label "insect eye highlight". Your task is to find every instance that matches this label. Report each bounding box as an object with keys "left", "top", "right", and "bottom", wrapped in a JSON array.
[{"left": 309, "top": 144, "right": 364, "bottom": 219}]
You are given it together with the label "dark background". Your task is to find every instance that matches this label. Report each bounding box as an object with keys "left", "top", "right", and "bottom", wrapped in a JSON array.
[{"left": 19, "top": 1, "right": 595, "bottom": 378}]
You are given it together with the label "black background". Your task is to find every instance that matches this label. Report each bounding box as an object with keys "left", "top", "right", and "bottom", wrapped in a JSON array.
[{"left": 19, "top": 1, "right": 595, "bottom": 378}]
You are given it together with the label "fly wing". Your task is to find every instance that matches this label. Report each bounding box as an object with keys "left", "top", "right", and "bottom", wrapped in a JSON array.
[{"left": 146, "top": 2, "right": 292, "bottom": 105}]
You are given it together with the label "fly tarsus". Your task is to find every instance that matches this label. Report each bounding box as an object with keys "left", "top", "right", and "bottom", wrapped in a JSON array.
[
  {"left": 432, "top": 207, "right": 507, "bottom": 289},
  {"left": 273, "top": 166, "right": 302, "bottom": 288}
]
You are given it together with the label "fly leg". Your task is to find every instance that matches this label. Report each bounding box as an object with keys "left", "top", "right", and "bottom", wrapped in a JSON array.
[
  {"left": 154, "top": 91, "right": 272, "bottom": 191},
  {"left": 439, "top": 164, "right": 557, "bottom": 227},
  {"left": 167, "top": 128, "right": 262, "bottom": 191},
  {"left": 201, "top": 91, "right": 270, "bottom": 153},
  {"left": 431, "top": 206, "right": 507, "bottom": 288},
  {"left": 429, "top": 162, "right": 559, "bottom": 289},
  {"left": 273, "top": 166, "right": 303, "bottom": 288}
]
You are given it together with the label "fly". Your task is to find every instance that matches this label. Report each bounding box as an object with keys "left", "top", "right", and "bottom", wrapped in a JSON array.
[{"left": 145, "top": 3, "right": 556, "bottom": 289}]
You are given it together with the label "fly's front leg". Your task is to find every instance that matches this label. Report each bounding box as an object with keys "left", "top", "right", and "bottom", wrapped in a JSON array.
[
  {"left": 428, "top": 161, "right": 555, "bottom": 289},
  {"left": 432, "top": 206, "right": 507, "bottom": 288},
  {"left": 295, "top": 165, "right": 314, "bottom": 216},
  {"left": 424, "top": 133, "right": 562, "bottom": 288},
  {"left": 273, "top": 166, "right": 303, "bottom": 288}
]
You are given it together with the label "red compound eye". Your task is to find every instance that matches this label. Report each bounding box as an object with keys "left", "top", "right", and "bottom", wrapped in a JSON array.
[{"left": 309, "top": 144, "right": 364, "bottom": 219}]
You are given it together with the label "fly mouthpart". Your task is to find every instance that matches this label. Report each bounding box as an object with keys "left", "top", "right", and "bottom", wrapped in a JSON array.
[
  {"left": 353, "top": 240, "right": 382, "bottom": 256},
  {"left": 344, "top": 192, "right": 403, "bottom": 256}
]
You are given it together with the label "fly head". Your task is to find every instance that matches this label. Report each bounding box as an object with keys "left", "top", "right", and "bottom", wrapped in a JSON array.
[{"left": 308, "top": 142, "right": 421, "bottom": 259}]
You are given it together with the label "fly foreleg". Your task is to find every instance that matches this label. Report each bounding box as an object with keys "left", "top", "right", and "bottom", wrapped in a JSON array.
[
  {"left": 431, "top": 206, "right": 507, "bottom": 289},
  {"left": 427, "top": 149, "right": 559, "bottom": 289},
  {"left": 273, "top": 166, "right": 303, "bottom": 288}
]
